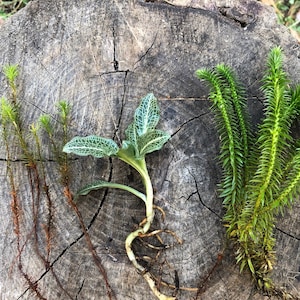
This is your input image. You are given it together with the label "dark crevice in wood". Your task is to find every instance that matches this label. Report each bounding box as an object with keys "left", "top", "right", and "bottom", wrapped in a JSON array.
[
  {"left": 86, "top": 157, "right": 114, "bottom": 231},
  {"left": 275, "top": 226, "right": 300, "bottom": 241},
  {"left": 185, "top": 190, "right": 198, "bottom": 201},
  {"left": 190, "top": 172, "right": 222, "bottom": 219},
  {"left": 96, "top": 70, "right": 129, "bottom": 78},
  {"left": 174, "top": 269, "right": 179, "bottom": 293},
  {"left": 0, "top": 157, "right": 78, "bottom": 163},
  {"left": 113, "top": 70, "right": 129, "bottom": 142},
  {"left": 133, "top": 32, "right": 158, "bottom": 70},
  {"left": 17, "top": 163, "right": 116, "bottom": 299},
  {"left": 112, "top": 22, "right": 119, "bottom": 72},
  {"left": 17, "top": 226, "right": 84, "bottom": 299},
  {"left": 170, "top": 111, "right": 210, "bottom": 138},
  {"left": 75, "top": 279, "right": 85, "bottom": 300},
  {"left": 63, "top": 187, "right": 116, "bottom": 300},
  {"left": 195, "top": 189, "right": 221, "bottom": 219}
]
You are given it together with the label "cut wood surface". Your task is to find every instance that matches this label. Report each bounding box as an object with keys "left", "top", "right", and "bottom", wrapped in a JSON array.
[{"left": 0, "top": 1, "right": 300, "bottom": 299}]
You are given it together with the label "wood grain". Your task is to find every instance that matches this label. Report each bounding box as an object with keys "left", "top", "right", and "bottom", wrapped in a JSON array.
[{"left": 0, "top": 1, "right": 299, "bottom": 299}]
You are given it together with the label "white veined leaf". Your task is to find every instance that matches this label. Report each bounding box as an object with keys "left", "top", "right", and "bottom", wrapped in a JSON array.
[
  {"left": 125, "top": 122, "right": 138, "bottom": 148},
  {"left": 134, "top": 93, "right": 160, "bottom": 136},
  {"left": 120, "top": 140, "right": 136, "bottom": 157},
  {"left": 121, "top": 140, "right": 132, "bottom": 150},
  {"left": 63, "top": 135, "right": 119, "bottom": 158},
  {"left": 137, "top": 130, "right": 170, "bottom": 158}
]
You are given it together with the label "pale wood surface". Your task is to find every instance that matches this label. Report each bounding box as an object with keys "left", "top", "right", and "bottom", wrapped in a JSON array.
[{"left": 0, "top": 1, "right": 300, "bottom": 299}]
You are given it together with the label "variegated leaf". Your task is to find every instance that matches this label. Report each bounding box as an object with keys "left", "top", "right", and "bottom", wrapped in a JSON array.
[
  {"left": 134, "top": 93, "right": 160, "bottom": 136},
  {"left": 138, "top": 130, "right": 170, "bottom": 158},
  {"left": 63, "top": 135, "right": 119, "bottom": 158}
]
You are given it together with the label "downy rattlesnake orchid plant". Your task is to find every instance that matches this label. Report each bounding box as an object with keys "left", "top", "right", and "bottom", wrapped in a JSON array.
[
  {"left": 63, "top": 93, "right": 178, "bottom": 300},
  {"left": 196, "top": 47, "right": 300, "bottom": 294}
]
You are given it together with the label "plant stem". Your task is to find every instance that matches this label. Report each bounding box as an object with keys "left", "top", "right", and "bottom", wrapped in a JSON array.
[
  {"left": 77, "top": 181, "right": 146, "bottom": 203},
  {"left": 118, "top": 153, "right": 175, "bottom": 300},
  {"left": 117, "top": 151, "right": 154, "bottom": 230}
]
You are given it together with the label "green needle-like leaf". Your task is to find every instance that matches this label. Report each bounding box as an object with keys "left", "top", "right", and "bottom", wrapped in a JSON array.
[
  {"left": 196, "top": 47, "right": 300, "bottom": 291},
  {"left": 63, "top": 135, "right": 119, "bottom": 158},
  {"left": 239, "top": 47, "right": 291, "bottom": 232},
  {"left": 196, "top": 67, "right": 245, "bottom": 227},
  {"left": 1, "top": 97, "right": 17, "bottom": 122},
  {"left": 3, "top": 64, "right": 19, "bottom": 85}
]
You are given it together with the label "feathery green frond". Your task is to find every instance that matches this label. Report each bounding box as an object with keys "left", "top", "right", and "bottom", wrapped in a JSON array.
[
  {"left": 39, "top": 114, "right": 53, "bottom": 135},
  {"left": 57, "top": 100, "right": 71, "bottom": 122},
  {"left": 238, "top": 47, "right": 291, "bottom": 235},
  {"left": 216, "top": 64, "right": 251, "bottom": 179},
  {"left": 195, "top": 69, "right": 240, "bottom": 190},
  {"left": 196, "top": 67, "right": 248, "bottom": 233},
  {"left": 1, "top": 97, "right": 18, "bottom": 123},
  {"left": 3, "top": 64, "right": 19, "bottom": 86},
  {"left": 3, "top": 65, "right": 19, "bottom": 104},
  {"left": 271, "top": 148, "right": 300, "bottom": 212},
  {"left": 196, "top": 47, "right": 300, "bottom": 291}
]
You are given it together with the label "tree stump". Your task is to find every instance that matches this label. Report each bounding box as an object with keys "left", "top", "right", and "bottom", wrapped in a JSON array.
[{"left": 0, "top": 1, "right": 300, "bottom": 299}]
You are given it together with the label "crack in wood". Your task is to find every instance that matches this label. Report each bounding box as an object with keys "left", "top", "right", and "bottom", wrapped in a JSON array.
[
  {"left": 0, "top": 157, "right": 79, "bottom": 164},
  {"left": 189, "top": 171, "right": 222, "bottom": 219},
  {"left": 133, "top": 32, "right": 158, "bottom": 70},
  {"left": 112, "top": 22, "right": 119, "bottom": 72},
  {"left": 171, "top": 111, "right": 210, "bottom": 138},
  {"left": 113, "top": 70, "right": 129, "bottom": 143},
  {"left": 275, "top": 226, "right": 300, "bottom": 241},
  {"left": 17, "top": 232, "right": 83, "bottom": 300},
  {"left": 96, "top": 70, "right": 129, "bottom": 78},
  {"left": 17, "top": 159, "right": 114, "bottom": 299},
  {"left": 75, "top": 279, "right": 85, "bottom": 299},
  {"left": 86, "top": 157, "right": 114, "bottom": 231}
]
